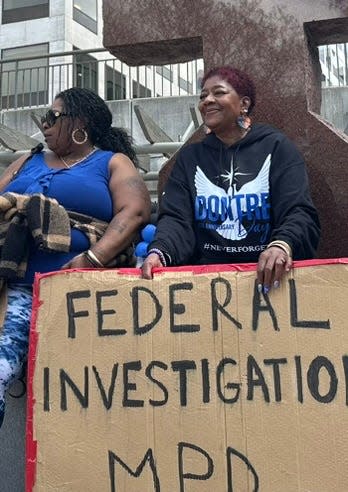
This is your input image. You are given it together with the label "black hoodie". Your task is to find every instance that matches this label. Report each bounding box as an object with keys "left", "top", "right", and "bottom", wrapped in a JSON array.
[{"left": 150, "top": 124, "right": 320, "bottom": 265}]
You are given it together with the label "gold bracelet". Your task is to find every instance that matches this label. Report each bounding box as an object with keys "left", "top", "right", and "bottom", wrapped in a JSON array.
[
  {"left": 86, "top": 249, "right": 104, "bottom": 268},
  {"left": 266, "top": 240, "right": 292, "bottom": 258}
]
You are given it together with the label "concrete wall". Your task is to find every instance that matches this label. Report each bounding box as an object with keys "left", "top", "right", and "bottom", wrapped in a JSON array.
[
  {"left": 321, "top": 87, "right": 348, "bottom": 134},
  {"left": 1, "top": 95, "right": 199, "bottom": 144},
  {"left": 1, "top": 89, "right": 346, "bottom": 145},
  {"left": 107, "top": 95, "right": 199, "bottom": 144}
]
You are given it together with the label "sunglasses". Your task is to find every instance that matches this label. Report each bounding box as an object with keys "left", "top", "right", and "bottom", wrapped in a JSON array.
[{"left": 41, "top": 109, "right": 68, "bottom": 127}]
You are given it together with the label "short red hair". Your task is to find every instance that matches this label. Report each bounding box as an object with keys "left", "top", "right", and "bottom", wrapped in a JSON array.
[{"left": 201, "top": 66, "right": 256, "bottom": 113}]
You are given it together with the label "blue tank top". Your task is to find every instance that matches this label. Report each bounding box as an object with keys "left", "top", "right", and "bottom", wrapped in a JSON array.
[{"left": 2, "top": 149, "right": 114, "bottom": 283}]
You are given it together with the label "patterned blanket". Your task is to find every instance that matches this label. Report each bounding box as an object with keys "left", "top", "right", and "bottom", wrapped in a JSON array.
[{"left": 0, "top": 192, "right": 135, "bottom": 286}]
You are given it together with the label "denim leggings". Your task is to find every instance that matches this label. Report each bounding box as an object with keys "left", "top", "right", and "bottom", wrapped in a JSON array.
[{"left": 0, "top": 284, "right": 32, "bottom": 428}]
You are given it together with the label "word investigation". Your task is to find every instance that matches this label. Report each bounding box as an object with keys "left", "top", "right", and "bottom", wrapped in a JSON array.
[{"left": 42, "top": 354, "right": 348, "bottom": 412}]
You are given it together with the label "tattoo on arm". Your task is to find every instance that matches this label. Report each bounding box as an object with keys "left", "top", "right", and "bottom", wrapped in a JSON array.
[
  {"left": 124, "top": 176, "right": 150, "bottom": 201},
  {"left": 108, "top": 176, "right": 149, "bottom": 235},
  {"left": 110, "top": 217, "right": 127, "bottom": 234}
]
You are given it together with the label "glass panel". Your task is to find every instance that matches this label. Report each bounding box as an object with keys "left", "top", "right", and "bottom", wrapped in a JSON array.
[
  {"left": 2, "top": 1, "right": 49, "bottom": 23},
  {"left": 319, "top": 42, "right": 348, "bottom": 136},
  {"left": 156, "top": 65, "right": 173, "bottom": 82},
  {"left": 73, "top": 0, "right": 97, "bottom": 21},
  {"left": 132, "top": 80, "right": 151, "bottom": 98},
  {"left": 73, "top": 50, "right": 98, "bottom": 92},
  {"left": 1, "top": 44, "right": 48, "bottom": 108},
  {"left": 3, "top": 0, "right": 47, "bottom": 9},
  {"left": 105, "top": 65, "right": 126, "bottom": 100},
  {"left": 319, "top": 42, "right": 348, "bottom": 88}
]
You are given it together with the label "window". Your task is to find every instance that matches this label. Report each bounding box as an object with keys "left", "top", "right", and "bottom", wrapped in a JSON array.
[
  {"left": 156, "top": 65, "right": 173, "bottom": 82},
  {"left": 105, "top": 65, "right": 126, "bottom": 101},
  {"left": 132, "top": 80, "right": 151, "bottom": 99},
  {"left": 2, "top": 0, "right": 49, "bottom": 24},
  {"left": 73, "top": 49, "right": 98, "bottom": 92},
  {"left": 178, "top": 76, "right": 193, "bottom": 94},
  {"left": 73, "top": 0, "right": 97, "bottom": 34},
  {"left": 0, "top": 43, "right": 48, "bottom": 109}
]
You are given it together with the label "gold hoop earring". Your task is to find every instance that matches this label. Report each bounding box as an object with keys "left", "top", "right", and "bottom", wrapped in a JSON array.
[{"left": 72, "top": 128, "right": 88, "bottom": 145}]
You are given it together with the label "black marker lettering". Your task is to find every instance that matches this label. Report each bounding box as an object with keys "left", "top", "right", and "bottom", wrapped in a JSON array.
[
  {"left": 132, "top": 286, "right": 162, "bottom": 335},
  {"left": 92, "top": 364, "right": 119, "bottom": 410},
  {"left": 60, "top": 367, "right": 89, "bottom": 410},
  {"left": 169, "top": 283, "right": 200, "bottom": 333},
  {"left": 216, "top": 358, "right": 240, "bottom": 404},
  {"left": 264, "top": 358, "right": 287, "bottom": 402},
  {"left": 247, "top": 355, "right": 270, "bottom": 402},
  {"left": 252, "top": 281, "right": 279, "bottom": 331},
  {"left": 178, "top": 442, "right": 214, "bottom": 491},
  {"left": 211, "top": 277, "right": 242, "bottom": 331},
  {"left": 307, "top": 356, "right": 337, "bottom": 403},
  {"left": 201, "top": 358, "right": 210, "bottom": 403},
  {"left": 145, "top": 361, "right": 169, "bottom": 406},
  {"left": 66, "top": 290, "right": 91, "bottom": 338},
  {"left": 108, "top": 448, "right": 160, "bottom": 492},
  {"left": 171, "top": 360, "right": 196, "bottom": 406},
  {"left": 294, "top": 355, "right": 304, "bottom": 403},
  {"left": 226, "top": 447, "right": 259, "bottom": 492},
  {"left": 123, "top": 361, "right": 144, "bottom": 407},
  {"left": 96, "top": 290, "right": 126, "bottom": 336},
  {"left": 43, "top": 367, "right": 50, "bottom": 411},
  {"left": 289, "top": 280, "right": 330, "bottom": 329}
]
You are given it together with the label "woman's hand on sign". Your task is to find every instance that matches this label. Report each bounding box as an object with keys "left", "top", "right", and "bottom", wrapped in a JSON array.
[
  {"left": 141, "top": 253, "right": 163, "bottom": 279},
  {"left": 256, "top": 246, "right": 292, "bottom": 294},
  {"left": 61, "top": 253, "right": 92, "bottom": 270}
]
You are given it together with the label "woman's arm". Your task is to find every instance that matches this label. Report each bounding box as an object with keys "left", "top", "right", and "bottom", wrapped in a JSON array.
[
  {"left": 268, "top": 138, "right": 320, "bottom": 258},
  {"left": 0, "top": 154, "right": 31, "bottom": 193},
  {"left": 142, "top": 151, "right": 197, "bottom": 278},
  {"left": 63, "top": 153, "right": 151, "bottom": 268},
  {"left": 256, "top": 136, "right": 320, "bottom": 292}
]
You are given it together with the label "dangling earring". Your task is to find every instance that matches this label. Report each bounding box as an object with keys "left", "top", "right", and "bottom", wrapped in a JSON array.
[
  {"left": 72, "top": 128, "right": 88, "bottom": 145},
  {"left": 203, "top": 124, "right": 211, "bottom": 135},
  {"left": 237, "top": 108, "right": 251, "bottom": 131}
]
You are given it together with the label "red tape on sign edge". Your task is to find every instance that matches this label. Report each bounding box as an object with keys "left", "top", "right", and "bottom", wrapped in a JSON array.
[
  {"left": 116, "top": 257, "right": 348, "bottom": 275},
  {"left": 25, "top": 274, "right": 42, "bottom": 492},
  {"left": 30, "top": 258, "right": 348, "bottom": 281}
]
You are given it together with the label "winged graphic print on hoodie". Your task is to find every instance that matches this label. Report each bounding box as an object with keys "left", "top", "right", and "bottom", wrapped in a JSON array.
[
  {"left": 150, "top": 124, "right": 320, "bottom": 265},
  {"left": 194, "top": 153, "right": 271, "bottom": 241}
]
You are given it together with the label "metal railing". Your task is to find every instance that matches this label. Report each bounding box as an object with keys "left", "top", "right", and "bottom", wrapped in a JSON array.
[
  {"left": 319, "top": 42, "right": 348, "bottom": 88},
  {"left": 0, "top": 48, "right": 203, "bottom": 111}
]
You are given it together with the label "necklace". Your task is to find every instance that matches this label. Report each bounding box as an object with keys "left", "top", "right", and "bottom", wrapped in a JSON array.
[{"left": 60, "top": 147, "right": 97, "bottom": 168}]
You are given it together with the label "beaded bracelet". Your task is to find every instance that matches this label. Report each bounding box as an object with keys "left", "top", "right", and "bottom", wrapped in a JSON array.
[{"left": 147, "top": 248, "right": 167, "bottom": 267}]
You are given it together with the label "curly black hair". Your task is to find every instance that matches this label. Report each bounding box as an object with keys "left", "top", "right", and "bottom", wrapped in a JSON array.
[{"left": 55, "top": 87, "right": 138, "bottom": 166}]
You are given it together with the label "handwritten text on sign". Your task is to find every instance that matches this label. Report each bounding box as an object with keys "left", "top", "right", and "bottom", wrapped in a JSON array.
[{"left": 29, "top": 264, "right": 348, "bottom": 491}]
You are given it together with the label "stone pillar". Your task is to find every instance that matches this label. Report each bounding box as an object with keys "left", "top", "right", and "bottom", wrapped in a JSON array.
[{"left": 103, "top": 0, "right": 348, "bottom": 258}]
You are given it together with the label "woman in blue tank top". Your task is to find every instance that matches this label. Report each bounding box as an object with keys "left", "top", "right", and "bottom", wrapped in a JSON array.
[{"left": 0, "top": 87, "right": 151, "bottom": 427}]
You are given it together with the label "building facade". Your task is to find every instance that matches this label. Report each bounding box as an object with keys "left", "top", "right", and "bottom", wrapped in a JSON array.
[{"left": 0, "top": 0, "right": 203, "bottom": 111}]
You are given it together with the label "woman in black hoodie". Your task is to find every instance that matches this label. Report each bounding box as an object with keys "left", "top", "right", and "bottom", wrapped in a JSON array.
[{"left": 142, "top": 65, "right": 320, "bottom": 293}]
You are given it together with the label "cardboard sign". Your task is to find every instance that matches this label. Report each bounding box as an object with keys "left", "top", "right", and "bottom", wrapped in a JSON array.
[{"left": 26, "top": 260, "right": 348, "bottom": 491}]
